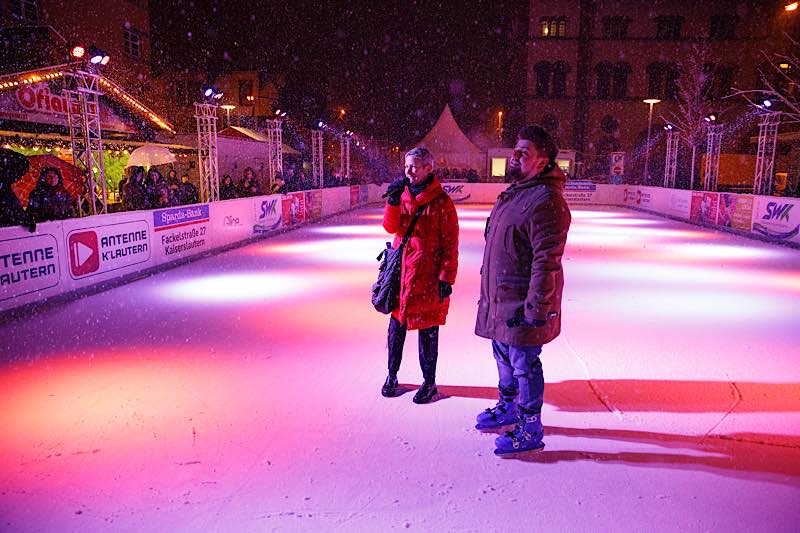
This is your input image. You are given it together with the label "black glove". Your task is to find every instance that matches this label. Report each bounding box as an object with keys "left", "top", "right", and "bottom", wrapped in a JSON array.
[
  {"left": 438, "top": 280, "right": 452, "bottom": 302},
  {"left": 384, "top": 177, "right": 408, "bottom": 206},
  {"left": 506, "top": 305, "right": 547, "bottom": 328}
]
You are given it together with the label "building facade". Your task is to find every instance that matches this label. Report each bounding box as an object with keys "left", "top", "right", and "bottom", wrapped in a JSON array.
[
  {"left": 525, "top": 0, "right": 798, "bottom": 185},
  {"left": 0, "top": 0, "right": 154, "bottom": 99}
]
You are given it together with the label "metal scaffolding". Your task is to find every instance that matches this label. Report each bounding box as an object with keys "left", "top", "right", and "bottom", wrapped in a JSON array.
[
  {"left": 703, "top": 124, "right": 723, "bottom": 191},
  {"left": 64, "top": 69, "right": 107, "bottom": 216},
  {"left": 339, "top": 135, "right": 351, "bottom": 182},
  {"left": 195, "top": 102, "right": 220, "bottom": 202},
  {"left": 266, "top": 119, "right": 283, "bottom": 180},
  {"left": 311, "top": 129, "right": 324, "bottom": 188},
  {"left": 754, "top": 113, "right": 780, "bottom": 196},
  {"left": 663, "top": 128, "right": 678, "bottom": 189}
]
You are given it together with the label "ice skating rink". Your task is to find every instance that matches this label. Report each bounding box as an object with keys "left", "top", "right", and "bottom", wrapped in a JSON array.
[{"left": 1, "top": 204, "right": 799, "bottom": 532}]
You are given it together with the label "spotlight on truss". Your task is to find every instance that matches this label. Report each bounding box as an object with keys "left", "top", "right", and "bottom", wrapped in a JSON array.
[{"left": 87, "top": 46, "right": 109, "bottom": 65}]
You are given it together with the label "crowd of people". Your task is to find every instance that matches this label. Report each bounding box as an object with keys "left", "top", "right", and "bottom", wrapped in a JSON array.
[
  {"left": 0, "top": 148, "right": 75, "bottom": 231},
  {"left": 119, "top": 167, "right": 199, "bottom": 211},
  {"left": 432, "top": 167, "right": 481, "bottom": 183}
]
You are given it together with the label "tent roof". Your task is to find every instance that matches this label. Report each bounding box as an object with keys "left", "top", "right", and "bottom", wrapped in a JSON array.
[
  {"left": 416, "top": 105, "right": 483, "bottom": 155},
  {"left": 216, "top": 126, "right": 301, "bottom": 155}
]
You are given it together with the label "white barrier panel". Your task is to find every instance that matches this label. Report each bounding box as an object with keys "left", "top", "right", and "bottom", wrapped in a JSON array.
[
  {"left": 0, "top": 222, "right": 63, "bottom": 307},
  {"left": 62, "top": 211, "right": 154, "bottom": 290},
  {"left": 151, "top": 204, "right": 212, "bottom": 264},
  {"left": 752, "top": 196, "right": 800, "bottom": 245},
  {"left": 320, "top": 187, "right": 350, "bottom": 216},
  {"left": 210, "top": 198, "right": 257, "bottom": 248},
  {"left": 252, "top": 194, "right": 283, "bottom": 234}
]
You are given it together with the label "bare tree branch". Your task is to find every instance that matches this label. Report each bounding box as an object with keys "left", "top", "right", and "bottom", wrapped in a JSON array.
[{"left": 729, "top": 35, "right": 800, "bottom": 124}]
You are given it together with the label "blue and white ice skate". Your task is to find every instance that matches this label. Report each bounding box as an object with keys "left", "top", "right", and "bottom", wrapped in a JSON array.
[
  {"left": 494, "top": 412, "right": 545, "bottom": 455},
  {"left": 475, "top": 400, "right": 518, "bottom": 430}
]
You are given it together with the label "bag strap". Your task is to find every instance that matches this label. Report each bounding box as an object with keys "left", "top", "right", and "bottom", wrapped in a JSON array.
[{"left": 400, "top": 206, "right": 425, "bottom": 247}]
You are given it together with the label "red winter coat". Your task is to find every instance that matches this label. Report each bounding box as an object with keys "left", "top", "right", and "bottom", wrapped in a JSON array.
[{"left": 383, "top": 176, "right": 459, "bottom": 330}]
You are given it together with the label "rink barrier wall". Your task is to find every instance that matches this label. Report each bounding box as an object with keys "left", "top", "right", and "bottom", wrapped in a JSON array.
[
  {"left": 1, "top": 181, "right": 796, "bottom": 315},
  {"left": 0, "top": 184, "right": 383, "bottom": 315},
  {"left": 443, "top": 182, "right": 799, "bottom": 246}
]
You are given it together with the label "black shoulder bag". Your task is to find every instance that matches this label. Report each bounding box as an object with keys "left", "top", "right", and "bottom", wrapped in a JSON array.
[{"left": 371, "top": 206, "right": 425, "bottom": 314}]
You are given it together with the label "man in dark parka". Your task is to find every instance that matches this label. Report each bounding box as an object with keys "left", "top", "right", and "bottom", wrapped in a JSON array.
[{"left": 474, "top": 125, "right": 571, "bottom": 455}]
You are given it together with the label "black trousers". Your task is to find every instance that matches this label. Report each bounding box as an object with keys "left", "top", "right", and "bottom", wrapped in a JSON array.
[{"left": 387, "top": 315, "right": 439, "bottom": 382}]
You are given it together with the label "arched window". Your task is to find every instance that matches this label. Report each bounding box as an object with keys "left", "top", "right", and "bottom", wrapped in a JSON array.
[
  {"left": 540, "top": 16, "right": 567, "bottom": 37},
  {"left": 534, "top": 61, "right": 552, "bottom": 97},
  {"left": 552, "top": 61, "right": 570, "bottom": 97},
  {"left": 612, "top": 62, "right": 631, "bottom": 99},
  {"left": 595, "top": 61, "right": 613, "bottom": 99}
]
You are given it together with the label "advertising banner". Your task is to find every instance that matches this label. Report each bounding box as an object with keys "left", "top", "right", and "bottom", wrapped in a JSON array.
[
  {"left": 0, "top": 231, "right": 61, "bottom": 303},
  {"left": 689, "top": 192, "right": 719, "bottom": 224},
  {"left": 664, "top": 189, "right": 692, "bottom": 219},
  {"left": 350, "top": 185, "right": 361, "bottom": 207},
  {"left": 210, "top": 198, "right": 255, "bottom": 248},
  {"left": 359, "top": 184, "right": 369, "bottom": 204},
  {"left": 441, "top": 183, "right": 472, "bottom": 202},
  {"left": 253, "top": 195, "right": 283, "bottom": 234},
  {"left": 610, "top": 152, "right": 625, "bottom": 184},
  {"left": 282, "top": 192, "right": 306, "bottom": 226},
  {"left": 752, "top": 196, "right": 800, "bottom": 244},
  {"left": 564, "top": 181, "right": 596, "bottom": 204},
  {"left": 622, "top": 186, "right": 640, "bottom": 206},
  {"left": 0, "top": 82, "right": 134, "bottom": 133},
  {"left": 305, "top": 190, "right": 323, "bottom": 220},
  {"left": 717, "top": 193, "right": 754, "bottom": 232},
  {"left": 152, "top": 204, "right": 211, "bottom": 262},
  {"left": 64, "top": 219, "right": 150, "bottom": 280}
]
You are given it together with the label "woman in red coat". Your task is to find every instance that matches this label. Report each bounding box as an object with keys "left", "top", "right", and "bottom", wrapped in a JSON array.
[{"left": 381, "top": 147, "right": 459, "bottom": 404}]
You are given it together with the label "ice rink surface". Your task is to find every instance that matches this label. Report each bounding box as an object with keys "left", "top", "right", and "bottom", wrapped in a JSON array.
[{"left": 1, "top": 203, "right": 799, "bottom": 532}]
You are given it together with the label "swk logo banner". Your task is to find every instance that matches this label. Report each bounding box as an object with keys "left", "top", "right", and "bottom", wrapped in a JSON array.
[
  {"left": 753, "top": 198, "right": 800, "bottom": 242},
  {"left": 441, "top": 183, "right": 471, "bottom": 201}
]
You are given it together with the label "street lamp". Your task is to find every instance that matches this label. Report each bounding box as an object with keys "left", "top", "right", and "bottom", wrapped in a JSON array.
[
  {"left": 497, "top": 111, "right": 504, "bottom": 144},
  {"left": 643, "top": 98, "right": 661, "bottom": 184},
  {"left": 220, "top": 104, "right": 235, "bottom": 127}
]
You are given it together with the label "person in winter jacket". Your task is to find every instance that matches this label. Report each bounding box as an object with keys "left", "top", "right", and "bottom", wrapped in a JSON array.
[
  {"left": 380, "top": 147, "right": 459, "bottom": 404},
  {"left": 474, "top": 125, "right": 571, "bottom": 455},
  {"left": 0, "top": 148, "right": 35, "bottom": 231},
  {"left": 176, "top": 173, "right": 199, "bottom": 205},
  {"left": 122, "top": 166, "right": 149, "bottom": 211},
  {"left": 27, "top": 166, "right": 75, "bottom": 222},
  {"left": 220, "top": 174, "right": 237, "bottom": 200},
  {"left": 145, "top": 168, "right": 170, "bottom": 207}
]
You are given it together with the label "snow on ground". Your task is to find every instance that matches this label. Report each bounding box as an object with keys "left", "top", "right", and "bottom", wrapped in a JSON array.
[{"left": 1, "top": 204, "right": 798, "bottom": 532}]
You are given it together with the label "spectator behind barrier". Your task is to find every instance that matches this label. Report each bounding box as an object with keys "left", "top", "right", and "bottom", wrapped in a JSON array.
[
  {"left": 27, "top": 166, "right": 75, "bottom": 222},
  {"left": 220, "top": 174, "right": 237, "bottom": 200},
  {"left": 145, "top": 168, "right": 170, "bottom": 208},
  {"left": 0, "top": 147, "right": 35, "bottom": 231},
  {"left": 270, "top": 173, "right": 287, "bottom": 194},
  {"left": 122, "top": 166, "right": 149, "bottom": 211},
  {"left": 177, "top": 173, "right": 199, "bottom": 205}
]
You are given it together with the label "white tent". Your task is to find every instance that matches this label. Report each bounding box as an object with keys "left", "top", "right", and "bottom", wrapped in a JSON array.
[{"left": 415, "top": 105, "right": 486, "bottom": 172}]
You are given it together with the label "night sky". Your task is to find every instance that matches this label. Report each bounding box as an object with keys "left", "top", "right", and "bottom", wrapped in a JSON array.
[{"left": 150, "top": 0, "right": 527, "bottom": 147}]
